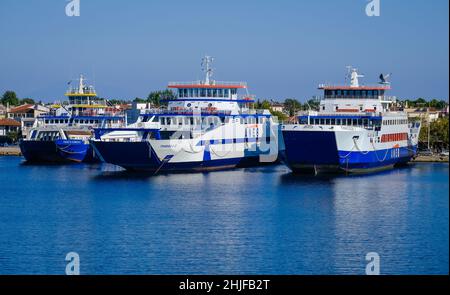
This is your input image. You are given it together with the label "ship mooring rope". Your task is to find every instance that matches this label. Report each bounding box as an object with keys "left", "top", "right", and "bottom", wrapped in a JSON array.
[
  {"left": 56, "top": 144, "right": 86, "bottom": 154},
  {"left": 339, "top": 137, "right": 389, "bottom": 163}
]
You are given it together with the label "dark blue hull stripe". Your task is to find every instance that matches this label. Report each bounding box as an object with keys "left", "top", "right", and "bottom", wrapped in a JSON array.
[
  {"left": 282, "top": 130, "right": 417, "bottom": 172},
  {"left": 91, "top": 141, "right": 271, "bottom": 172},
  {"left": 19, "top": 140, "right": 97, "bottom": 163}
]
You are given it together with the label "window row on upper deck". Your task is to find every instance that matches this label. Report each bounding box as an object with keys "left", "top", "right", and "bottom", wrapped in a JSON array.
[
  {"left": 383, "top": 118, "right": 408, "bottom": 125},
  {"left": 144, "top": 115, "right": 266, "bottom": 126},
  {"left": 300, "top": 117, "right": 381, "bottom": 128},
  {"left": 324, "top": 89, "right": 385, "bottom": 99},
  {"left": 44, "top": 118, "right": 121, "bottom": 125},
  {"left": 299, "top": 116, "right": 409, "bottom": 128},
  {"left": 178, "top": 88, "right": 238, "bottom": 98}
]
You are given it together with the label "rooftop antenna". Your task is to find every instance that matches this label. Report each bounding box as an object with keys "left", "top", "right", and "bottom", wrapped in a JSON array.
[
  {"left": 201, "top": 55, "right": 214, "bottom": 85},
  {"left": 347, "top": 66, "right": 364, "bottom": 87},
  {"left": 78, "top": 74, "right": 85, "bottom": 94},
  {"left": 345, "top": 66, "right": 352, "bottom": 83}
]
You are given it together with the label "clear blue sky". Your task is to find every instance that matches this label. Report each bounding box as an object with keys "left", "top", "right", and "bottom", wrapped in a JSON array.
[{"left": 0, "top": 0, "right": 448, "bottom": 102}]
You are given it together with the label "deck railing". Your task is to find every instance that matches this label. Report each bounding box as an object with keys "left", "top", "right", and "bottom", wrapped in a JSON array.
[{"left": 168, "top": 81, "right": 247, "bottom": 87}]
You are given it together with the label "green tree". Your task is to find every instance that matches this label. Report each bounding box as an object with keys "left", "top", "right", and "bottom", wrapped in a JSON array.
[
  {"left": 1, "top": 91, "right": 19, "bottom": 106},
  {"left": 283, "top": 98, "right": 302, "bottom": 116},
  {"left": 428, "top": 99, "right": 448, "bottom": 110},
  {"left": 147, "top": 90, "right": 175, "bottom": 107},
  {"left": 305, "top": 99, "right": 320, "bottom": 111},
  {"left": 419, "top": 117, "right": 449, "bottom": 150},
  {"left": 271, "top": 110, "right": 288, "bottom": 122},
  {"left": 251, "top": 99, "right": 288, "bottom": 120},
  {"left": 260, "top": 100, "right": 271, "bottom": 110},
  {"left": 6, "top": 131, "right": 20, "bottom": 143},
  {"left": 20, "top": 98, "right": 35, "bottom": 105},
  {"left": 413, "top": 98, "right": 427, "bottom": 107},
  {"left": 133, "top": 97, "right": 146, "bottom": 103},
  {"left": 253, "top": 99, "right": 271, "bottom": 109}
]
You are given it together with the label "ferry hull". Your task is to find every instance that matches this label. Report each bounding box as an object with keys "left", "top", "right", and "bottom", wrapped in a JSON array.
[
  {"left": 282, "top": 130, "right": 417, "bottom": 174},
  {"left": 19, "top": 140, "right": 68, "bottom": 163},
  {"left": 19, "top": 140, "right": 97, "bottom": 163},
  {"left": 91, "top": 140, "right": 266, "bottom": 172},
  {"left": 55, "top": 139, "right": 96, "bottom": 163}
]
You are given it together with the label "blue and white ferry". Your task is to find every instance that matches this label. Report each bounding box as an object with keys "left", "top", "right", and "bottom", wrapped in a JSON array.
[
  {"left": 19, "top": 75, "right": 126, "bottom": 163},
  {"left": 282, "top": 67, "right": 421, "bottom": 174},
  {"left": 90, "top": 57, "right": 280, "bottom": 172}
]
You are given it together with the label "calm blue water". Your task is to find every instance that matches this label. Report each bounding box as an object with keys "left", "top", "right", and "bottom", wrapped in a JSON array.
[{"left": 0, "top": 156, "right": 448, "bottom": 274}]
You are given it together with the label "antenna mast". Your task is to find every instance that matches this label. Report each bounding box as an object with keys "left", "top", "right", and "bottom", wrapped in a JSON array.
[
  {"left": 201, "top": 56, "right": 214, "bottom": 85},
  {"left": 79, "top": 74, "right": 85, "bottom": 94}
]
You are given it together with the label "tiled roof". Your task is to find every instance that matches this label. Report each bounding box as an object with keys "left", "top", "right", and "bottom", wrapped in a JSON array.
[
  {"left": 8, "top": 104, "right": 34, "bottom": 113},
  {"left": 0, "top": 118, "right": 21, "bottom": 127}
]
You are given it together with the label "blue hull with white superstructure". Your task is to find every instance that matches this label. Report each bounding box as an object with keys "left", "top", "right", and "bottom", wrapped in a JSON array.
[
  {"left": 20, "top": 74, "right": 126, "bottom": 163},
  {"left": 282, "top": 130, "right": 418, "bottom": 174},
  {"left": 19, "top": 139, "right": 96, "bottom": 163},
  {"left": 91, "top": 56, "right": 281, "bottom": 173},
  {"left": 91, "top": 141, "right": 251, "bottom": 172},
  {"left": 19, "top": 140, "right": 67, "bottom": 163},
  {"left": 282, "top": 67, "right": 421, "bottom": 174}
]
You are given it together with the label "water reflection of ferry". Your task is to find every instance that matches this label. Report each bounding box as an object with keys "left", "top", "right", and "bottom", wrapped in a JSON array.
[
  {"left": 282, "top": 67, "right": 421, "bottom": 174},
  {"left": 19, "top": 75, "right": 126, "bottom": 163},
  {"left": 91, "top": 56, "right": 280, "bottom": 173}
]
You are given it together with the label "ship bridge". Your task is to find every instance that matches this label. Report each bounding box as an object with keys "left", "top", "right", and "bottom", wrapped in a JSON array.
[
  {"left": 165, "top": 56, "right": 255, "bottom": 113},
  {"left": 317, "top": 67, "right": 395, "bottom": 113},
  {"left": 64, "top": 75, "right": 111, "bottom": 116}
]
